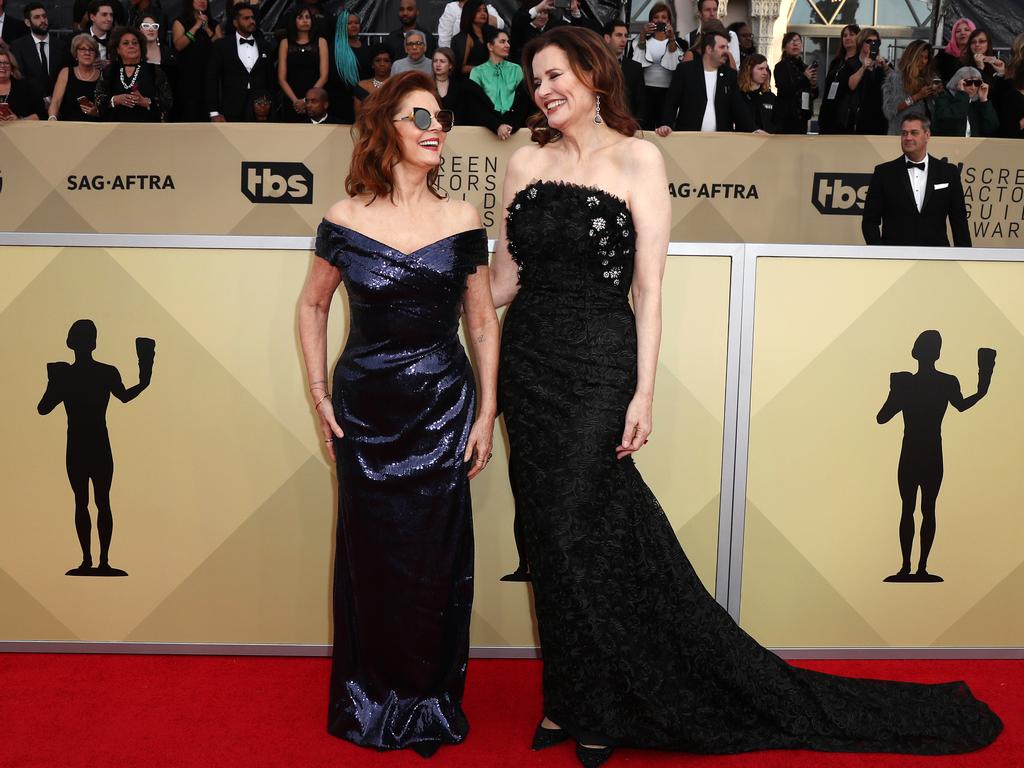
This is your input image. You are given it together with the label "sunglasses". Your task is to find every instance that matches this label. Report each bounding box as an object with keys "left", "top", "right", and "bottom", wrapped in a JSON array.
[
  {"left": 962, "top": 79, "right": 982, "bottom": 86},
  {"left": 394, "top": 106, "right": 454, "bottom": 132},
  {"left": 140, "top": 22, "right": 160, "bottom": 30}
]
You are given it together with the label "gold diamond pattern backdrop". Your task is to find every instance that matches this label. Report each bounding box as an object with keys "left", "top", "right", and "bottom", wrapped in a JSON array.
[
  {"left": 741, "top": 257, "right": 1024, "bottom": 648},
  {"left": 0, "top": 246, "right": 729, "bottom": 646}
]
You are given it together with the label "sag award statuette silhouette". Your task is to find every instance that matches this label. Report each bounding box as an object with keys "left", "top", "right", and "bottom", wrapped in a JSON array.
[
  {"left": 37, "top": 320, "right": 156, "bottom": 577},
  {"left": 876, "top": 330, "right": 995, "bottom": 583}
]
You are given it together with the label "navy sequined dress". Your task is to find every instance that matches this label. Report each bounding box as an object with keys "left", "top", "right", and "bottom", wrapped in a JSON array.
[
  {"left": 498, "top": 181, "right": 1002, "bottom": 755},
  {"left": 314, "top": 220, "right": 488, "bottom": 752}
]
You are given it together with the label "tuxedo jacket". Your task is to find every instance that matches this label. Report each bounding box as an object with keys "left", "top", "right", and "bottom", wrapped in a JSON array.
[
  {"left": 10, "top": 33, "right": 69, "bottom": 96},
  {"left": 620, "top": 56, "right": 645, "bottom": 122},
  {"left": 660, "top": 59, "right": 752, "bottom": 132},
  {"left": 861, "top": 155, "right": 971, "bottom": 248},
  {"left": 206, "top": 34, "right": 275, "bottom": 121},
  {"left": 0, "top": 13, "right": 29, "bottom": 45}
]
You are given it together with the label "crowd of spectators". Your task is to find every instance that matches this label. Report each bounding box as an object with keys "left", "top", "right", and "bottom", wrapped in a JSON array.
[{"left": 0, "top": 0, "right": 1021, "bottom": 140}]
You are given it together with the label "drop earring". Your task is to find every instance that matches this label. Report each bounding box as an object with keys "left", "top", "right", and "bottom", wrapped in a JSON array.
[{"left": 594, "top": 94, "right": 603, "bottom": 124}]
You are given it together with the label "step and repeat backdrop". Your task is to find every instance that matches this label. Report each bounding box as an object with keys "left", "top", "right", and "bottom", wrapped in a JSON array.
[
  {"left": 0, "top": 125, "right": 1020, "bottom": 247},
  {"left": 0, "top": 245, "right": 731, "bottom": 648}
]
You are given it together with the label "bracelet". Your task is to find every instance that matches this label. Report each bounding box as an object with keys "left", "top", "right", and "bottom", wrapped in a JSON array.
[
  {"left": 185, "top": 31, "right": 195, "bottom": 42},
  {"left": 314, "top": 392, "right": 331, "bottom": 408},
  {"left": 904, "top": 95, "right": 914, "bottom": 106},
  {"left": 47, "top": 115, "right": 57, "bottom": 121}
]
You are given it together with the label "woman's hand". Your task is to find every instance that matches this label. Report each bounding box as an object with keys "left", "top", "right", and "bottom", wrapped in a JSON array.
[
  {"left": 617, "top": 393, "right": 652, "bottom": 460},
  {"left": 463, "top": 413, "right": 495, "bottom": 479},
  {"left": 979, "top": 81, "right": 990, "bottom": 101},
  {"left": 293, "top": 98, "right": 305, "bottom": 113},
  {"left": 497, "top": 123, "right": 512, "bottom": 140},
  {"left": 136, "top": 94, "right": 152, "bottom": 109},
  {"left": 643, "top": 22, "right": 655, "bottom": 39},
  {"left": 316, "top": 397, "right": 345, "bottom": 462}
]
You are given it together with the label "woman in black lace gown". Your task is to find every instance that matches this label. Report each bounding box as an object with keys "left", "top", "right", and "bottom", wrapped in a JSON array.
[
  {"left": 298, "top": 72, "right": 499, "bottom": 757},
  {"left": 489, "top": 27, "right": 1002, "bottom": 768}
]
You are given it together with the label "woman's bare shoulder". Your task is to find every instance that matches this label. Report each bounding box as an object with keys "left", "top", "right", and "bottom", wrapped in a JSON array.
[{"left": 323, "top": 197, "right": 364, "bottom": 226}]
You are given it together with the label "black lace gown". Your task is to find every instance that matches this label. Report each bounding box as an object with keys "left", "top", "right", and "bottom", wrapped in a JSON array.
[
  {"left": 498, "top": 181, "right": 1002, "bottom": 755},
  {"left": 315, "top": 221, "right": 488, "bottom": 751}
]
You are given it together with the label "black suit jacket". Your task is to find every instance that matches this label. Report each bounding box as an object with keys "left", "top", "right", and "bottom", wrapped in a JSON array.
[
  {"left": 620, "top": 56, "right": 644, "bottom": 121},
  {"left": 0, "top": 12, "right": 29, "bottom": 44},
  {"left": 206, "top": 33, "right": 274, "bottom": 121},
  {"left": 11, "top": 33, "right": 69, "bottom": 96},
  {"left": 861, "top": 155, "right": 971, "bottom": 248},
  {"left": 659, "top": 59, "right": 752, "bottom": 132}
]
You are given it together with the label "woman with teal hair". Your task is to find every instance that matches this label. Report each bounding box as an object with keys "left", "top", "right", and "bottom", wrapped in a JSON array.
[{"left": 326, "top": 9, "right": 367, "bottom": 123}]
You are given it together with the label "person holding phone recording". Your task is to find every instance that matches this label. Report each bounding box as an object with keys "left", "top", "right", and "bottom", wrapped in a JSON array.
[
  {"left": 47, "top": 32, "right": 100, "bottom": 120},
  {"left": 961, "top": 28, "right": 1005, "bottom": 87},
  {"left": 0, "top": 42, "right": 44, "bottom": 120},
  {"left": 631, "top": 2, "right": 681, "bottom": 129},
  {"left": 773, "top": 31, "right": 816, "bottom": 133},
  {"left": 882, "top": 39, "right": 940, "bottom": 134}
]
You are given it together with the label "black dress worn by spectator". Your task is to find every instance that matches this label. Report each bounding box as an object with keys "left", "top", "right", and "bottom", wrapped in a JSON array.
[
  {"left": 0, "top": 75, "right": 46, "bottom": 118},
  {"left": 774, "top": 53, "right": 815, "bottom": 134},
  {"left": 11, "top": 32, "right": 69, "bottom": 98},
  {"left": 452, "top": 27, "right": 490, "bottom": 75},
  {"left": 57, "top": 67, "right": 101, "bottom": 120},
  {"left": 171, "top": 10, "right": 216, "bottom": 121},
  {"left": 207, "top": 31, "right": 274, "bottom": 121},
  {"left": 997, "top": 87, "right": 1024, "bottom": 138},
  {"left": 862, "top": 155, "right": 971, "bottom": 247},
  {"left": 660, "top": 58, "right": 752, "bottom": 131},
  {"left": 279, "top": 36, "right": 323, "bottom": 121},
  {"left": 820, "top": 55, "right": 886, "bottom": 135},
  {"left": 96, "top": 61, "right": 172, "bottom": 120}
]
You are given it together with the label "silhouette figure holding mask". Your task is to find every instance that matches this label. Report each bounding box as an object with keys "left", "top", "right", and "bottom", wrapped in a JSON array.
[
  {"left": 37, "top": 320, "right": 155, "bottom": 576},
  {"left": 876, "top": 330, "right": 994, "bottom": 583}
]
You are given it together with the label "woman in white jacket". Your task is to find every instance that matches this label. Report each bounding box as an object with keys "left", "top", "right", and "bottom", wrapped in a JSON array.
[
  {"left": 632, "top": 1, "right": 682, "bottom": 128},
  {"left": 438, "top": 0, "right": 505, "bottom": 49}
]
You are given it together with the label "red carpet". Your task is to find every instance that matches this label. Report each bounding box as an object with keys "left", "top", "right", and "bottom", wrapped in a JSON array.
[{"left": 0, "top": 656, "right": 1018, "bottom": 768}]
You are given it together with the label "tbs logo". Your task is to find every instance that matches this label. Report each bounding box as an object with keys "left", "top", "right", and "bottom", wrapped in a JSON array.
[
  {"left": 241, "top": 162, "right": 313, "bottom": 204},
  {"left": 811, "top": 173, "right": 872, "bottom": 215}
]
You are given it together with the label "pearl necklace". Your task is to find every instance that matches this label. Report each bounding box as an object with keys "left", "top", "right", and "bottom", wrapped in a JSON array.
[
  {"left": 119, "top": 64, "right": 141, "bottom": 91},
  {"left": 372, "top": 78, "right": 384, "bottom": 88}
]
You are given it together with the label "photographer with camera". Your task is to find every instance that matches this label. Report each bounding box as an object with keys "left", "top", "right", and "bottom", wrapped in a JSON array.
[
  {"left": 632, "top": 2, "right": 683, "bottom": 129},
  {"left": 820, "top": 27, "right": 888, "bottom": 135}
]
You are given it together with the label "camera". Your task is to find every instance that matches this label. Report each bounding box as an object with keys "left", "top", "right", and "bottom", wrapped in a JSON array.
[
  {"left": 654, "top": 21, "right": 666, "bottom": 32},
  {"left": 553, "top": 0, "right": 570, "bottom": 9},
  {"left": 868, "top": 39, "right": 880, "bottom": 59}
]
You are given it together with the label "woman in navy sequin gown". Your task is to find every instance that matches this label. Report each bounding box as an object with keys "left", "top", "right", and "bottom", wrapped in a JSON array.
[
  {"left": 298, "top": 71, "right": 499, "bottom": 758},
  {"left": 489, "top": 28, "right": 1000, "bottom": 768}
]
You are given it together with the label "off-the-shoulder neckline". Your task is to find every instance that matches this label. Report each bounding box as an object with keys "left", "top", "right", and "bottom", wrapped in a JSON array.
[
  {"left": 513, "top": 180, "right": 631, "bottom": 211},
  {"left": 319, "top": 220, "right": 485, "bottom": 257}
]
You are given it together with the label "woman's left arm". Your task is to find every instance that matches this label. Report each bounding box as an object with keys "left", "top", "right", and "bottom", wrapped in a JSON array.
[
  {"left": 315, "top": 38, "right": 329, "bottom": 87},
  {"left": 463, "top": 256, "right": 500, "bottom": 479},
  {"left": 619, "top": 139, "right": 669, "bottom": 460}
]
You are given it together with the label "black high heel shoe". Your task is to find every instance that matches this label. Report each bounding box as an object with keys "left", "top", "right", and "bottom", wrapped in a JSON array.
[
  {"left": 411, "top": 741, "right": 441, "bottom": 759},
  {"left": 575, "top": 743, "right": 614, "bottom": 768},
  {"left": 531, "top": 720, "right": 570, "bottom": 751}
]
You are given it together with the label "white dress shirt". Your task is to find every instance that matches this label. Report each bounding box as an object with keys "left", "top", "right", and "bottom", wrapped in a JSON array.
[
  {"left": 90, "top": 26, "right": 109, "bottom": 59},
  {"left": 701, "top": 69, "right": 717, "bottom": 132},
  {"left": 0, "top": 13, "right": 6, "bottom": 39},
  {"left": 236, "top": 31, "right": 258, "bottom": 72},
  {"left": 437, "top": 1, "right": 504, "bottom": 49},
  {"left": 904, "top": 154, "right": 928, "bottom": 212}
]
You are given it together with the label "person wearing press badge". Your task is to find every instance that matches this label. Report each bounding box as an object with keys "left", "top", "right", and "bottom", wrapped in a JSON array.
[{"left": 861, "top": 113, "right": 971, "bottom": 247}]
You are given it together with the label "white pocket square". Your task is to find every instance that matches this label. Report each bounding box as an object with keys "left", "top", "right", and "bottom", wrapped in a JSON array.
[{"left": 934, "top": 182, "right": 949, "bottom": 190}]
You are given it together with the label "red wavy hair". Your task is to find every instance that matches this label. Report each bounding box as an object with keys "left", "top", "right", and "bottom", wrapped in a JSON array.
[
  {"left": 521, "top": 26, "right": 639, "bottom": 146},
  {"left": 345, "top": 71, "right": 444, "bottom": 201}
]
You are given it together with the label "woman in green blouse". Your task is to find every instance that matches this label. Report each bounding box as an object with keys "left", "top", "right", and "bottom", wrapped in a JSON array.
[{"left": 469, "top": 27, "right": 528, "bottom": 139}]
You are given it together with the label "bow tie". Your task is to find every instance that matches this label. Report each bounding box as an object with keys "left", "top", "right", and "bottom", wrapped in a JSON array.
[
  {"left": 239, "top": 37, "right": 255, "bottom": 45},
  {"left": 905, "top": 160, "right": 925, "bottom": 171}
]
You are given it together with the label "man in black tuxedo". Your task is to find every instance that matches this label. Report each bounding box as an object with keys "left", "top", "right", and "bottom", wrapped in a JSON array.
[
  {"left": 207, "top": 3, "right": 274, "bottom": 122},
  {"left": 656, "top": 29, "right": 752, "bottom": 134},
  {"left": 603, "top": 19, "right": 644, "bottom": 121},
  {"left": 0, "top": 0, "right": 29, "bottom": 45},
  {"left": 10, "top": 2, "right": 68, "bottom": 99},
  {"left": 862, "top": 115, "right": 971, "bottom": 247}
]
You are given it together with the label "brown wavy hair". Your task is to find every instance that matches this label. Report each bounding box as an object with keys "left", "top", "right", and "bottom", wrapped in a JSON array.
[
  {"left": 738, "top": 53, "right": 771, "bottom": 93},
  {"left": 522, "top": 27, "right": 639, "bottom": 146},
  {"left": 345, "top": 71, "right": 444, "bottom": 202}
]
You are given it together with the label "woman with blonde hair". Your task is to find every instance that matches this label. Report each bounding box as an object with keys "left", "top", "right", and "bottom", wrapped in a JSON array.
[
  {"left": 0, "top": 42, "right": 45, "bottom": 121},
  {"left": 882, "top": 39, "right": 942, "bottom": 134}
]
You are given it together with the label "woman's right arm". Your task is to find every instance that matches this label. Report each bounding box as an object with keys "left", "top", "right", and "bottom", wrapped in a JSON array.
[
  {"left": 489, "top": 147, "right": 529, "bottom": 308},
  {"left": 298, "top": 255, "right": 345, "bottom": 458},
  {"left": 48, "top": 68, "right": 70, "bottom": 118}
]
